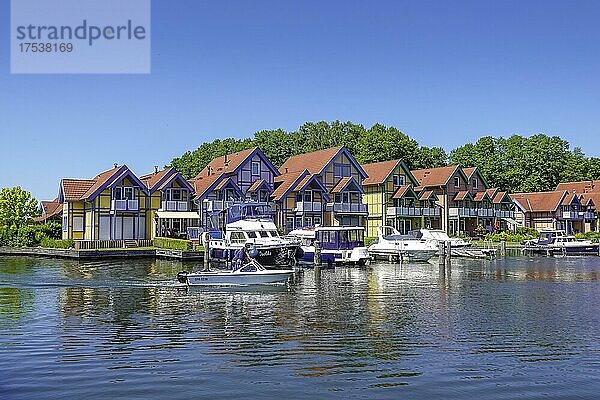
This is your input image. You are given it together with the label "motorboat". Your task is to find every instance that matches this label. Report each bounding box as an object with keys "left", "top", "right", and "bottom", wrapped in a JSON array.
[
  {"left": 207, "top": 202, "right": 301, "bottom": 268},
  {"left": 286, "top": 226, "right": 371, "bottom": 267},
  {"left": 177, "top": 260, "right": 293, "bottom": 286},
  {"left": 524, "top": 230, "right": 599, "bottom": 255},
  {"left": 368, "top": 226, "right": 439, "bottom": 262},
  {"left": 408, "top": 229, "right": 471, "bottom": 248}
]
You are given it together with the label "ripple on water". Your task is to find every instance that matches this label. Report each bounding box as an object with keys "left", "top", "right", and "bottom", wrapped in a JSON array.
[{"left": 1, "top": 256, "right": 600, "bottom": 399}]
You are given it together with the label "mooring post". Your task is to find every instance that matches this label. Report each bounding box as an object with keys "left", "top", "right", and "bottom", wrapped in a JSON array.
[
  {"left": 203, "top": 232, "right": 210, "bottom": 270},
  {"left": 439, "top": 241, "right": 446, "bottom": 265},
  {"left": 314, "top": 239, "right": 322, "bottom": 267},
  {"left": 446, "top": 240, "right": 452, "bottom": 261},
  {"left": 500, "top": 237, "right": 507, "bottom": 258}
]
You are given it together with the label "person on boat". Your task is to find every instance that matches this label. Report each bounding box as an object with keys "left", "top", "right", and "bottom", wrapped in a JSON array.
[{"left": 232, "top": 244, "right": 251, "bottom": 270}]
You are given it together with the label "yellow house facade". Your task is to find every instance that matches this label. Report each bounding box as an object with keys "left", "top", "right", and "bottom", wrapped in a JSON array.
[{"left": 59, "top": 165, "right": 150, "bottom": 241}]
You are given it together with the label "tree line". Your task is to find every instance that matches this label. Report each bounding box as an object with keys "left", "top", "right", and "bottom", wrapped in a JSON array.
[{"left": 170, "top": 120, "right": 600, "bottom": 193}]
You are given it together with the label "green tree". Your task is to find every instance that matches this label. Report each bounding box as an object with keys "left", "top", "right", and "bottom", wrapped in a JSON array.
[
  {"left": 355, "top": 124, "right": 420, "bottom": 167},
  {"left": 252, "top": 129, "right": 298, "bottom": 168},
  {"left": 415, "top": 146, "right": 448, "bottom": 169},
  {"left": 0, "top": 187, "right": 39, "bottom": 229}
]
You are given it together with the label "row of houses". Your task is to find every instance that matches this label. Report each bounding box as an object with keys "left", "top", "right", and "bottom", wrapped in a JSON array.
[{"left": 36, "top": 146, "right": 599, "bottom": 242}]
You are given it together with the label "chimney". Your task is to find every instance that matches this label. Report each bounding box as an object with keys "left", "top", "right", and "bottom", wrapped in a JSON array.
[
  {"left": 224, "top": 154, "right": 229, "bottom": 165},
  {"left": 154, "top": 165, "right": 159, "bottom": 173},
  {"left": 114, "top": 163, "right": 118, "bottom": 169}
]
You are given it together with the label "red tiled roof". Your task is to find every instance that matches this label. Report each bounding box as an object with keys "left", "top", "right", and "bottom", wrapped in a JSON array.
[
  {"left": 411, "top": 165, "right": 461, "bottom": 188},
  {"left": 581, "top": 192, "right": 600, "bottom": 208},
  {"left": 80, "top": 166, "right": 124, "bottom": 199},
  {"left": 271, "top": 170, "right": 307, "bottom": 201},
  {"left": 140, "top": 167, "right": 173, "bottom": 191},
  {"left": 561, "top": 193, "right": 580, "bottom": 206},
  {"left": 247, "top": 179, "right": 265, "bottom": 192},
  {"left": 190, "top": 173, "right": 226, "bottom": 199},
  {"left": 473, "top": 192, "right": 488, "bottom": 202},
  {"left": 419, "top": 190, "right": 436, "bottom": 201},
  {"left": 62, "top": 179, "right": 95, "bottom": 201},
  {"left": 392, "top": 185, "right": 414, "bottom": 199},
  {"left": 196, "top": 147, "right": 257, "bottom": 179},
  {"left": 279, "top": 147, "right": 342, "bottom": 174},
  {"left": 492, "top": 191, "right": 510, "bottom": 204},
  {"left": 510, "top": 191, "right": 567, "bottom": 212},
  {"left": 35, "top": 199, "right": 63, "bottom": 222},
  {"left": 556, "top": 180, "right": 600, "bottom": 194},
  {"left": 486, "top": 188, "right": 499, "bottom": 199},
  {"left": 331, "top": 177, "right": 352, "bottom": 193},
  {"left": 213, "top": 176, "right": 234, "bottom": 191},
  {"left": 362, "top": 160, "right": 400, "bottom": 185},
  {"left": 293, "top": 175, "right": 313, "bottom": 191},
  {"left": 454, "top": 191, "right": 471, "bottom": 201}
]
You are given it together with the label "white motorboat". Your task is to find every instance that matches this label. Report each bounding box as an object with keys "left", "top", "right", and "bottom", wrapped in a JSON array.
[
  {"left": 368, "top": 226, "right": 438, "bottom": 262},
  {"left": 286, "top": 226, "right": 371, "bottom": 267},
  {"left": 524, "top": 230, "right": 599, "bottom": 255},
  {"left": 408, "top": 229, "right": 471, "bottom": 248},
  {"left": 207, "top": 203, "right": 300, "bottom": 268},
  {"left": 177, "top": 260, "right": 293, "bottom": 286}
]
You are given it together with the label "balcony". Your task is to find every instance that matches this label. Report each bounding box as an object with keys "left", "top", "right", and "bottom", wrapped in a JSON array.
[
  {"left": 295, "top": 201, "right": 322, "bottom": 213},
  {"left": 111, "top": 199, "right": 139, "bottom": 212},
  {"left": 327, "top": 203, "right": 368, "bottom": 214},
  {"left": 495, "top": 210, "right": 515, "bottom": 219},
  {"left": 387, "top": 206, "right": 422, "bottom": 217},
  {"left": 584, "top": 211, "right": 596, "bottom": 219},
  {"left": 423, "top": 207, "right": 441, "bottom": 217},
  {"left": 562, "top": 211, "right": 580, "bottom": 220},
  {"left": 205, "top": 200, "right": 234, "bottom": 212},
  {"left": 161, "top": 201, "right": 188, "bottom": 212},
  {"left": 477, "top": 208, "right": 494, "bottom": 218},
  {"left": 449, "top": 207, "right": 478, "bottom": 217}
]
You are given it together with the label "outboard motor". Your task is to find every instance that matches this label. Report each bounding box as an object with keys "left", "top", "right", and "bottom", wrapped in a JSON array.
[{"left": 176, "top": 271, "right": 188, "bottom": 284}]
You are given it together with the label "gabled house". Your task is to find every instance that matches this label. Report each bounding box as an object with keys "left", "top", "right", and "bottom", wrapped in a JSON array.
[
  {"left": 34, "top": 198, "right": 63, "bottom": 224},
  {"left": 411, "top": 165, "right": 470, "bottom": 234},
  {"left": 140, "top": 167, "right": 200, "bottom": 240},
  {"left": 58, "top": 164, "right": 149, "bottom": 241},
  {"left": 278, "top": 146, "right": 368, "bottom": 228},
  {"left": 190, "top": 147, "right": 279, "bottom": 231},
  {"left": 361, "top": 159, "right": 440, "bottom": 236},
  {"left": 555, "top": 180, "right": 600, "bottom": 232},
  {"left": 510, "top": 191, "right": 568, "bottom": 232},
  {"left": 272, "top": 170, "right": 330, "bottom": 232}
]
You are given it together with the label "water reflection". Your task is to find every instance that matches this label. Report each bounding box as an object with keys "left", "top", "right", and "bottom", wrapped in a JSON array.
[{"left": 0, "top": 255, "right": 599, "bottom": 399}]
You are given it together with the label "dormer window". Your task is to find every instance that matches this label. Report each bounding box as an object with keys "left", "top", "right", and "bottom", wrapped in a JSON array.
[{"left": 454, "top": 177, "right": 460, "bottom": 187}]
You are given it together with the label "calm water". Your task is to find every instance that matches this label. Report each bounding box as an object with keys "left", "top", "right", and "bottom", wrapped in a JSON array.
[{"left": 1, "top": 256, "right": 600, "bottom": 399}]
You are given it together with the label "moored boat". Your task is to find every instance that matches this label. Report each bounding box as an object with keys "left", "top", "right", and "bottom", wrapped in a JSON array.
[
  {"left": 368, "top": 226, "right": 438, "bottom": 262},
  {"left": 207, "top": 202, "right": 300, "bottom": 268},
  {"left": 286, "top": 226, "right": 371, "bottom": 267},
  {"left": 408, "top": 228, "right": 471, "bottom": 248},
  {"left": 177, "top": 260, "right": 293, "bottom": 286},
  {"left": 524, "top": 230, "right": 599, "bottom": 256}
]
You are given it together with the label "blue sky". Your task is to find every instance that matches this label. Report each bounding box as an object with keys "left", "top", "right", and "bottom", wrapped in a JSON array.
[{"left": 1, "top": 0, "right": 600, "bottom": 200}]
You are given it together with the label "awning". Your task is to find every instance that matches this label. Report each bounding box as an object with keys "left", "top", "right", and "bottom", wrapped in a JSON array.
[{"left": 156, "top": 211, "right": 200, "bottom": 219}]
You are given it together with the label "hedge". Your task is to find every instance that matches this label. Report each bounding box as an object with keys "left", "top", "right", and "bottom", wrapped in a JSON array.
[
  {"left": 40, "top": 237, "right": 74, "bottom": 249},
  {"left": 153, "top": 237, "right": 193, "bottom": 251}
]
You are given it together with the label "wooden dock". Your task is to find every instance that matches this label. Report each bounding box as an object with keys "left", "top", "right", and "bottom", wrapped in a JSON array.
[{"left": 0, "top": 247, "right": 204, "bottom": 261}]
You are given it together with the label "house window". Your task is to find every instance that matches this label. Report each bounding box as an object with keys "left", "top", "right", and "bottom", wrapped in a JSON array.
[
  {"left": 454, "top": 177, "right": 460, "bottom": 187},
  {"left": 393, "top": 175, "right": 405, "bottom": 186},
  {"left": 304, "top": 190, "right": 312, "bottom": 202},
  {"left": 334, "top": 163, "right": 351, "bottom": 178},
  {"left": 124, "top": 187, "right": 134, "bottom": 200},
  {"left": 62, "top": 215, "right": 68, "bottom": 231},
  {"left": 171, "top": 189, "right": 182, "bottom": 201},
  {"left": 251, "top": 161, "right": 260, "bottom": 175},
  {"left": 335, "top": 193, "right": 341, "bottom": 203},
  {"left": 314, "top": 216, "right": 322, "bottom": 226},
  {"left": 72, "top": 216, "right": 84, "bottom": 232},
  {"left": 113, "top": 187, "right": 123, "bottom": 200},
  {"left": 473, "top": 178, "right": 478, "bottom": 189}
]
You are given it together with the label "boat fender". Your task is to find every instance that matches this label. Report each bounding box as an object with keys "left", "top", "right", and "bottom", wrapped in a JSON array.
[
  {"left": 248, "top": 246, "right": 259, "bottom": 258},
  {"left": 176, "top": 271, "right": 188, "bottom": 284}
]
